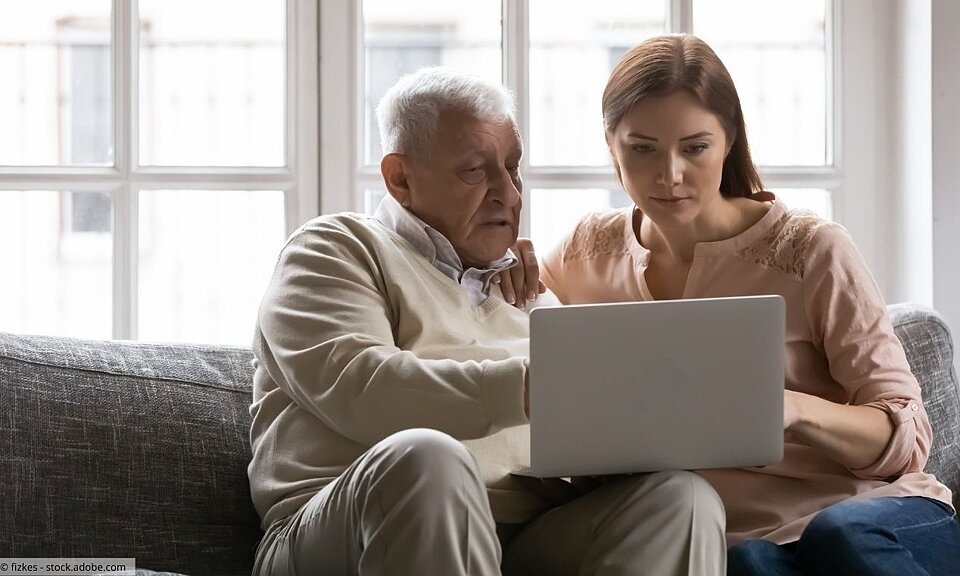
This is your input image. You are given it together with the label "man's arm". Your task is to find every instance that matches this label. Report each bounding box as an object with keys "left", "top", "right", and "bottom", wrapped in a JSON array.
[{"left": 256, "top": 218, "right": 529, "bottom": 447}]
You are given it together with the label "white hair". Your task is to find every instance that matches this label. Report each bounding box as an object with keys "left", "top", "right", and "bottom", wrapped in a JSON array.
[{"left": 376, "top": 67, "right": 517, "bottom": 157}]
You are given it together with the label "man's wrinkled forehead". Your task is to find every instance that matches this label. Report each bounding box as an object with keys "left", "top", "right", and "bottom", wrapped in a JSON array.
[{"left": 430, "top": 109, "right": 521, "bottom": 157}]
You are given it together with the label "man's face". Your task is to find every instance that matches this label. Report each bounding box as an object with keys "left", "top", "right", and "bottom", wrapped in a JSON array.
[{"left": 402, "top": 109, "right": 523, "bottom": 268}]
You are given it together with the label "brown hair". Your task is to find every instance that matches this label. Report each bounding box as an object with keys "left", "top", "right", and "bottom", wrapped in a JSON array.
[{"left": 602, "top": 34, "right": 763, "bottom": 198}]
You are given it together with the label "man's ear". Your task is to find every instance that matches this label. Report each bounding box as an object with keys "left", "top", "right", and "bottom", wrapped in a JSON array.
[{"left": 381, "top": 153, "right": 413, "bottom": 207}]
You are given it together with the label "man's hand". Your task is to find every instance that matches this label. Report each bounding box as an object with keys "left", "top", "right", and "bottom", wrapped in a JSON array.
[
  {"left": 513, "top": 475, "right": 621, "bottom": 508},
  {"left": 513, "top": 476, "right": 582, "bottom": 508},
  {"left": 494, "top": 238, "right": 545, "bottom": 309}
]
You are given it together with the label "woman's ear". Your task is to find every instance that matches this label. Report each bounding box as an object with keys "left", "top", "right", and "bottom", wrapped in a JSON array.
[
  {"left": 725, "top": 130, "right": 737, "bottom": 157},
  {"left": 606, "top": 132, "right": 625, "bottom": 189},
  {"left": 609, "top": 149, "right": 624, "bottom": 189},
  {"left": 380, "top": 153, "right": 412, "bottom": 207}
]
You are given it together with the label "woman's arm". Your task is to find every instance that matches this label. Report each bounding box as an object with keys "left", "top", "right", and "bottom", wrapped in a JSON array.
[
  {"left": 784, "top": 389, "right": 894, "bottom": 470},
  {"left": 799, "top": 223, "right": 931, "bottom": 478}
]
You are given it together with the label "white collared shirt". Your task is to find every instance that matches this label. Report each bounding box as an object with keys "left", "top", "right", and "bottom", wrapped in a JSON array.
[{"left": 374, "top": 195, "right": 517, "bottom": 306}]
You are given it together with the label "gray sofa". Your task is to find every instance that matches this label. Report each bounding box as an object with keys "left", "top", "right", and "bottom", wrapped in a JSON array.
[{"left": 1, "top": 303, "right": 958, "bottom": 575}]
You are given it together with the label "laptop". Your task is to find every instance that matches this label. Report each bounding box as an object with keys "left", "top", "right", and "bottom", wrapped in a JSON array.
[{"left": 521, "top": 295, "right": 784, "bottom": 478}]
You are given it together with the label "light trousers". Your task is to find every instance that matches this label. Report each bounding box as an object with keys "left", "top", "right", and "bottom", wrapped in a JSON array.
[{"left": 253, "top": 428, "right": 726, "bottom": 576}]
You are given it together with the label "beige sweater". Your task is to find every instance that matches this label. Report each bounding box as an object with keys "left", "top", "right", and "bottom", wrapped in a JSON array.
[
  {"left": 542, "top": 196, "right": 953, "bottom": 545},
  {"left": 248, "top": 213, "right": 545, "bottom": 529}
]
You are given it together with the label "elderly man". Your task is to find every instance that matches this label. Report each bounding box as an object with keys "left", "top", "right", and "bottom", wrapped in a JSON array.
[{"left": 248, "top": 67, "right": 726, "bottom": 575}]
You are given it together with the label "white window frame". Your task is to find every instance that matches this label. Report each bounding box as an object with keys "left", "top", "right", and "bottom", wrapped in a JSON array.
[
  {"left": 320, "top": 0, "right": 843, "bottom": 234},
  {"left": 322, "top": 0, "right": 947, "bottom": 306},
  {"left": 0, "top": 0, "right": 319, "bottom": 340}
]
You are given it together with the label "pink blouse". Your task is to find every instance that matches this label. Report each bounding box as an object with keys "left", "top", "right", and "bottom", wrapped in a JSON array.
[{"left": 541, "top": 195, "right": 954, "bottom": 545}]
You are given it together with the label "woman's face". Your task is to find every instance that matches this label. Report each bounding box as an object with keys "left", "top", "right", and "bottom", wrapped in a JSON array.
[{"left": 608, "top": 90, "right": 729, "bottom": 227}]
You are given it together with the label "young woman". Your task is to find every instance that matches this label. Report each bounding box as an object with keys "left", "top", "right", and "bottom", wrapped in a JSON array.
[{"left": 537, "top": 34, "right": 960, "bottom": 575}]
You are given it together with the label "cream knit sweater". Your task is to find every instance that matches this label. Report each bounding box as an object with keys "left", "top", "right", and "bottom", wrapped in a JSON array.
[{"left": 248, "top": 213, "right": 545, "bottom": 529}]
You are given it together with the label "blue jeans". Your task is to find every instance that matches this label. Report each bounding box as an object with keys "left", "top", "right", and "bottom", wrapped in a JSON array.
[{"left": 727, "top": 497, "right": 960, "bottom": 576}]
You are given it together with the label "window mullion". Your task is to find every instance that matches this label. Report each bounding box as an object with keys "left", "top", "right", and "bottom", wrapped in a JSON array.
[
  {"left": 826, "top": 0, "right": 839, "bottom": 170},
  {"left": 503, "top": 0, "right": 531, "bottom": 237},
  {"left": 292, "top": 0, "right": 320, "bottom": 230},
  {"left": 112, "top": 0, "right": 136, "bottom": 340},
  {"left": 669, "top": 0, "right": 694, "bottom": 33},
  {"left": 320, "top": 0, "right": 357, "bottom": 215}
]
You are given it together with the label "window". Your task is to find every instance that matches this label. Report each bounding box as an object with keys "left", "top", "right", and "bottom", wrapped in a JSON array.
[
  {"left": 321, "top": 0, "right": 837, "bottom": 258},
  {"left": 0, "top": 0, "right": 318, "bottom": 344}
]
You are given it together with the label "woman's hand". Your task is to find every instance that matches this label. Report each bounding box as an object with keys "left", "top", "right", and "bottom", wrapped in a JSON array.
[{"left": 493, "top": 238, "right": 546, "bottom": 309}]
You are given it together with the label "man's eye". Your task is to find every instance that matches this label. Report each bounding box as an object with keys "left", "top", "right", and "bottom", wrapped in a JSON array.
[{"left": 460, "top": 167, "right": 485, "bottom": 183}]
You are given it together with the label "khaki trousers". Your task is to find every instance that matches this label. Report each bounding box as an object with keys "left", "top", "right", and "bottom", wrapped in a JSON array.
[{"left": 253, "top": 428, "right": 726, "bottom": 576}]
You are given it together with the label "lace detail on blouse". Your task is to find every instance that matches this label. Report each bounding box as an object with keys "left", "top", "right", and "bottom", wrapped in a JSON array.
[
  {"left": 563, "top": 210, "right": 629, "bottom": 263},
  {"left": 736, "top": 209, "right": 830, "bottom": 279}
]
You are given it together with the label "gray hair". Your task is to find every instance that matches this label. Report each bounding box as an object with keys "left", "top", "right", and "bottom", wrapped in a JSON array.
[{"left": 376, "top": 67, "right": 516, "bottom": 157}]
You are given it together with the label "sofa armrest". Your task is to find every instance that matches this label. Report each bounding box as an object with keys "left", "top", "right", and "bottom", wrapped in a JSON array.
[{"left": 888, "top": 303, "right": 960, "bottom": 508}]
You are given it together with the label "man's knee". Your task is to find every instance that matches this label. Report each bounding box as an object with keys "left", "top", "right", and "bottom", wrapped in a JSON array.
[
  {"left": 615, "top": 471, "right": 726, "bottom": 549},
  {"left": 365, "top": 428, "right": 483, "bottom": 493},
  {"left": 642, "top": 471, "right": 723, "bottom": 519},
  {"left": 360, "top": 429, "right": 497, "bottom": 553}
]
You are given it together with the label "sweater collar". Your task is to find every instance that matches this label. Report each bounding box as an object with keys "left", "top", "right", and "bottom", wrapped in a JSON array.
[{"left": 373, "top": 194, "right": 517, "bottom": 278}]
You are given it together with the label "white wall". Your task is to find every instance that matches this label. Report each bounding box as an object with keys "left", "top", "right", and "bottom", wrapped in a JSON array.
[
  {"left": 829, "top": 0, "right": 958, "bottom": 368},
  {"left": 932, "top": 0, "right": 960, "bottom": 363}
]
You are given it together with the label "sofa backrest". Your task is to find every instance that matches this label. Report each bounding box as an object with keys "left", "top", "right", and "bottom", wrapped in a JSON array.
[
  {"left": 889, "top": 303, "right": 960, "bottom": 508},
  {"left": 0, "top": 333, "right": 261, "bottom": 576}
]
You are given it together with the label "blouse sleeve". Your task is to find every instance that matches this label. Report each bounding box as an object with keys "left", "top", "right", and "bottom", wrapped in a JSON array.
[
  {"left": 541, "top": 227, "right": 575, "bottom": 305},
  {"left": 802, "top": 223, "right": 932, "bottom": 479}
]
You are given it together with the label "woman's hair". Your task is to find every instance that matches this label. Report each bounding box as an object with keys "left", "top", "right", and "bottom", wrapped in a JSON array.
[
  {"left": 602, "top": 34, "right": 763, "bottom": 198},
  {"left": 376, "top": 67, "right": 516, "bottom": 158}
]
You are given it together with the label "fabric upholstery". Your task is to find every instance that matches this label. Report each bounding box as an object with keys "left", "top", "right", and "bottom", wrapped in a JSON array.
[
  {"left": 0, "top": 303, "right": 956, "bottom": 575},
  {"left": 0, "top": 333, "right": 260, "bottom": 576}
]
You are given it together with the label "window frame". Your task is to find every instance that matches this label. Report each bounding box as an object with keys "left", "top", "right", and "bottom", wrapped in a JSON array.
[
  {"left": 320, "top": 0, "right": 843, "bottom": 234},
  {"left": 0, "top": 0, "right": 319, "bottom": 340}
]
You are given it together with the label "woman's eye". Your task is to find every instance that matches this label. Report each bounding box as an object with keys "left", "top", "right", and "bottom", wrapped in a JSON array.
[
  {"left": 632, "top": 144, "right": 654, "bottom": 154},
  {"left": 685, "top": 143, "right": 708, "bottom": 155}
]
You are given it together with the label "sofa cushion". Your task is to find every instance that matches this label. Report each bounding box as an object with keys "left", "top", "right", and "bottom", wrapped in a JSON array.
[
  {"left": 889, "top": 303, "right": 960, "bottom": 508},
  {"left": 0, "top": 332, "right": 261, "bottom": 576}
]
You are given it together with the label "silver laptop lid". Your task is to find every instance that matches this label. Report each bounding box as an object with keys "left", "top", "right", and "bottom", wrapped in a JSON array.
[{"left": 528, "top": 295, "right": 784, "bottom": 477}]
